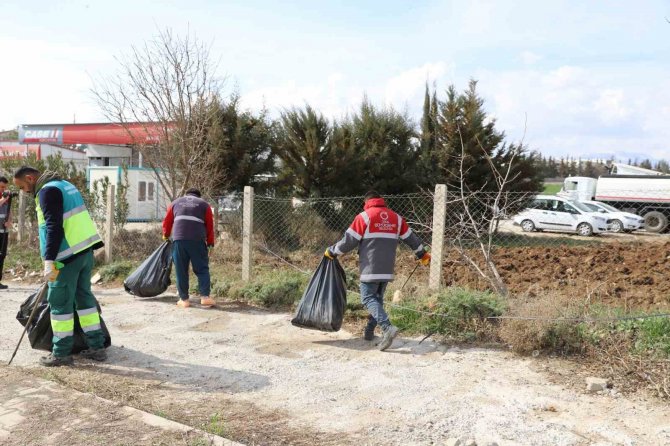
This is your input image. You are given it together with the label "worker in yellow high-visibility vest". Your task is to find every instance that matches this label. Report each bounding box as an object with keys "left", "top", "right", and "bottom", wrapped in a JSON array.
[{"left": 14, "top": 166, "right": 107, "bottom": 367}]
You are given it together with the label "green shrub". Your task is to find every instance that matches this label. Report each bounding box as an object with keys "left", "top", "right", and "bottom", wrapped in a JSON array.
[
  {"left": 231, "top": 271, "right": 308, "bottom": 308},
  {"left": 390, "top": 287, "right": 506, "bottom": 341},
  {"left": 617, "top": 317, "right": 670, "bottom": 357},
  {"left": 97, "top": 261, "right": 135, "bottom": 282},
  {"left": 210, "top": 281, "right": 231, "bottom": 298},
  {"left": 344, "top": 268, "right": 359, "bottom": 292}
]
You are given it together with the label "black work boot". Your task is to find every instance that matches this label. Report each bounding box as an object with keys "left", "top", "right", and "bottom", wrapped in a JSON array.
[
  {"left": 0, "top": 283, "right": 8, "bottom": 290},
  {"left": 379, "top": 325, "right": 399, "bottom": 351},
  {"left": 363, "top": 325, "right": 376, "bottom": 341},
  {"left": 79, "top": 348, "right": 108, "bottom": 362},
  {"left": 40, "top": 353, "right": 73, "bottom": 367}
]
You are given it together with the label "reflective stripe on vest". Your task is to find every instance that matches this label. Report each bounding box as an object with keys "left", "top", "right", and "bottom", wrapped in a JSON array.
[
  {"left": 175, "top": 215, "right": 205, "bottom": 223},
  {"left": 36, "top": 180, "right": 102, "bottom": 261},
  {"left": 63, "top": 205, "right": 87, "bottom": 219}
]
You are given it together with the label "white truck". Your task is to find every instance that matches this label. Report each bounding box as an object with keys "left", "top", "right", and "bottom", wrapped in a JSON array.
[{"left": 558, "top": 163, "right": 670, "bottom": 233}]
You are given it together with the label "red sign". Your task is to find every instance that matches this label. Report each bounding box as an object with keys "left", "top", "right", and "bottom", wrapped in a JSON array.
[{"left": 19, "top": 122, "right": 164, "bottom": 145}]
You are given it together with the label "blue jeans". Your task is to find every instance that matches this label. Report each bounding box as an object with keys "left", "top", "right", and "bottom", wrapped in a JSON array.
[
  {"left": 173, "top": 240, "right": 210, "bottom": 300},
  {"left": 360, "top": 281, "right": 390, "bottom": 330}
]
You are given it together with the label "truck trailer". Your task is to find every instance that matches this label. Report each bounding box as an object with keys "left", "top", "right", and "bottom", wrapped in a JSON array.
[{"left": 559, "top": 167, "right": 670, "bottom": 233}]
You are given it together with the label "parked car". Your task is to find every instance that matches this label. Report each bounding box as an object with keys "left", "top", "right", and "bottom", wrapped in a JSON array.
[
  {"left": 218, "top": 194, "right": 242, "bottom": 215},
  {"left": 513, "top": 195, "right": 611, "bottom": 236},
  {"left": 580, "top": 200, "right": 645, "bottom": 233}
]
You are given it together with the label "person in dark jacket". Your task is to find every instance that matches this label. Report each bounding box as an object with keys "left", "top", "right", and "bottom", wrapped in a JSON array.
[
  {"left": 325, "top": 191, "right": 431, "bottom": 351},
  {"left": 162, "top": 188, "right": 215, "bottom": 308},
  {"left": 0, "top": 176, "right": 13, "bottom": 289}
]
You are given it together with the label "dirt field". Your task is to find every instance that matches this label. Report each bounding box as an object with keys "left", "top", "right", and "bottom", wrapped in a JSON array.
[
  {"left": 2, "top": 286, "right": 669, "bottom": 445},
  {"left": 442, "top": 241, "right": 670, "bottom": 309}
]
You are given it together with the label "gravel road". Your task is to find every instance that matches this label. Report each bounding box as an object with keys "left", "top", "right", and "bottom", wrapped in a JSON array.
[{"left": 1, "top": 286, "right": 668, "bottom": 445}]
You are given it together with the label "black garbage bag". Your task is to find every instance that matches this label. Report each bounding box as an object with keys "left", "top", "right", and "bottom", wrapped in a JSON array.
[
  {"left": 16, "top": 283, "right": 112, "bottom": 353},
  {"left": 124, "top": 240, "right": 173, "bottom": 297},
  {"left": 291, "top": 257, "right": 347, "bottom": 332}
]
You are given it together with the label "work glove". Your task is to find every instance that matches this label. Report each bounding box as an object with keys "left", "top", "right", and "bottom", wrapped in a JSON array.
[
  {"left": 44, "top": 260, "right": 59, "bottom": 282},
  {"left": 207, "top": 244, "right": 214, "bottom": 250},
  {"left": 419, "top": 252, "right": 431, "bottom": 267},
  {"left": 162, "top": 234, "right": 169, "bottom": 241},
  {"left": 324, "top": 248, "right": 337, "bottom": 260}
]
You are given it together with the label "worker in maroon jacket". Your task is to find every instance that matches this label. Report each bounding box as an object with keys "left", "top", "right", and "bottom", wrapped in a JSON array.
[
  {"left": 326, "top": 191, "right": 431, "bottom": 351},
  {"left": 162, "top": 188, "right": 215, "bottom": 308}
]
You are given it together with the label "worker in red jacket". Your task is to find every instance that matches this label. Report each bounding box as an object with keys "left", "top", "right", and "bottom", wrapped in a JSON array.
[
  {"left": 162, "top": 188, "right": 215, "bottom": 308},
  {"left": 326, "top": 191, "right": 431, "bottom": 351}
]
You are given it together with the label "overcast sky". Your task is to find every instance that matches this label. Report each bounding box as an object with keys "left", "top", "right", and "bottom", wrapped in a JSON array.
[{"left": 1, "top": 0, "right": 669, "bottom": 159}]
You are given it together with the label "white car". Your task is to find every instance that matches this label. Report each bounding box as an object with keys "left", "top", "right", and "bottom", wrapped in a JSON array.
[
  {"left": 580, "top": 200, "right": 645, "bottom": 233},
  {"left": 513, "top": 195, "right": 611, "bottom": 236}
]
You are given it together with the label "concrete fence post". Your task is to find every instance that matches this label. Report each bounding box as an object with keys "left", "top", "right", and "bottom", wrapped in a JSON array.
[
  {"left": 104, "top": 185, "right": 115, "bottom": 263},
  {"left": 242, "top": 186, "right": 254, "bottom": 282},
  {"left": 429, "top": 184, "right": 447, "bottom": 290},
  {"left": 17, "top": 192, "right": 27, "bottom": 243}
]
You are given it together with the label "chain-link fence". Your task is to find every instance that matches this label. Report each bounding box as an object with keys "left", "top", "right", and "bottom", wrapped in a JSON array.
[
  {"left": 83, "top": 192, "right": 243, "bottom": 265},
  {"left": 10, "top": 183, "right": 670, "bottom": 306},
  {"left": 245, "top": 188, "right": 670, "bottom": 307},
  {"left": 252, "top": 193, "right": 434, "bottom": 282}
]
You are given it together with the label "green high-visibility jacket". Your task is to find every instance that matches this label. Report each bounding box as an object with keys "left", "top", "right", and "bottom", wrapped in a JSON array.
[{"left": 36, "top": 179, "right": 102, "bottom": 262}]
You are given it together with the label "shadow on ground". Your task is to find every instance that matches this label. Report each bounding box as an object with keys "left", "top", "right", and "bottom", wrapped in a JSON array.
[
  {"left": 82, "top": 346, "right": 270, "bottom": 394},
  {"left": 312, "top": 336, "right": 440, "bottom": 356},
  {"left": 131, "top": 293, "right": 273, "bottom": 315}
]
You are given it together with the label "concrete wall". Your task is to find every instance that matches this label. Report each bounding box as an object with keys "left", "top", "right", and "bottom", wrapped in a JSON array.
[{"left": 88, "top": 166, "right": 170, "bottom": 221}]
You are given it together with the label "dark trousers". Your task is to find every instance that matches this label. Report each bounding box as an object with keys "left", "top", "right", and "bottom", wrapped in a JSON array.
[
  {"left": 172, "top": 240, "right": 211, "bottom": 300},
  {"left": 0, "top": 232, "right": 8, "bottom": 282}
]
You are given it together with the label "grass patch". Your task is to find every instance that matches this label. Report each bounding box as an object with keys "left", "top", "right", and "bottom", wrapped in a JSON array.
[
  {"left": 390, "top": 287, "right": 505, "bottom": 341},
  {"left": 97, "top": 261, "right": 136, "bottom": 283},
  {"left": 542, "top": 183, "right": 562, "bottom": 194},
  {"left": 5, "top": 244, "right": 42, "bottom": 273},
  {"left": 616, "top": 316, "right": 670, "bottom": 357},
  {"left": 203, "top": 412, "right": 226, "bottom": 437},
  {"left": 210, "top": 280, "right": 231, "bottom": 298},
  {"left": 499, "top": 293, "right": 670, "bottom": 359},
  {"left": 228, "top": 270, "right": 309, "bottom": 308}
]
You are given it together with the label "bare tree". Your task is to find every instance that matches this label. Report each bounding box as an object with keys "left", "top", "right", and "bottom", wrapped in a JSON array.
[
  {"left": 92, "top": 28, "right": 224, "bottom": 200},
  {"left": 444, "top": 124, "right": 534, "bottom": 296}
]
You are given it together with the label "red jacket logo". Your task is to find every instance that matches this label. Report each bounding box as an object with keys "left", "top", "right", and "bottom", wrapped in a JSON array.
[{"left": 374, "top": 210, "right": 396, "bottom": 232}]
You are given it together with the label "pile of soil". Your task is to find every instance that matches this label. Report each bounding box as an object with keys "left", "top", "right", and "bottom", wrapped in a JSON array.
[{"left": 443, "top": 242, "right": 670, "bottom": 309}]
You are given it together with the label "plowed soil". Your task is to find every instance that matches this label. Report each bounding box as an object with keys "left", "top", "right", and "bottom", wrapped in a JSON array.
[{"left": 443, "top": 241, "right": 670, "bottom": 309}]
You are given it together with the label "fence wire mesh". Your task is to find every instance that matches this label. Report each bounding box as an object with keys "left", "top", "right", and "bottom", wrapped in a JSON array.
[
  {"left": 95, "top": 193, "right": 245, "bottom": 265},
  {"left": 252, "top": 193, "right": 435, "bottom": 274},
  {"left": 249, "top": 189, "right": 670, "bottom": 310}
]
